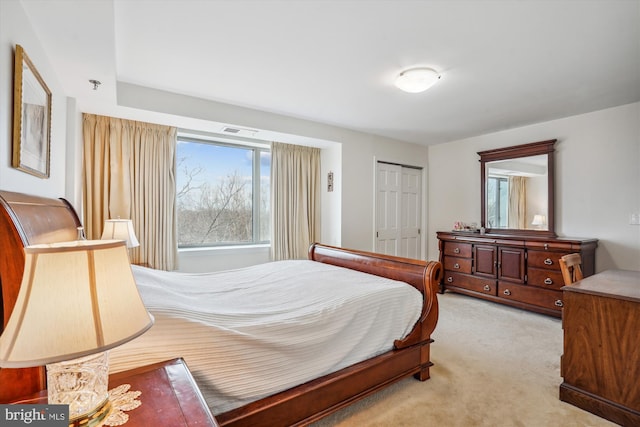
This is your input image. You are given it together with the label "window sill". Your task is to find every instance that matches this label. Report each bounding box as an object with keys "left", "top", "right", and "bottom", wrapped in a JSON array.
[{"left": 178, "top": 244, "right": 270, "bottom": 254}]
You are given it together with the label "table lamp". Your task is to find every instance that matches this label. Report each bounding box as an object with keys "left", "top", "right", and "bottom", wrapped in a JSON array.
[
  {"left": 0, "top": 240, "right": 154, "bottom": 426},
  {"left": 100, "top": 219, "right": 140, "bottom": 248},
  {"left": 531, "top": 214, "right": 546, "bottom": 229}
]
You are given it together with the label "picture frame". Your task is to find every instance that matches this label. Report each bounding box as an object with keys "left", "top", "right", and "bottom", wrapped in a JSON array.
[{"left": 12, "top": 44, "right": 51, "bottom": 178}]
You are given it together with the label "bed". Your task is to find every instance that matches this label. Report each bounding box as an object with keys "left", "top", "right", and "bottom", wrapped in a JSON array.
[{"left": 0, "top": 190, "right": 442, "bottom": 426}]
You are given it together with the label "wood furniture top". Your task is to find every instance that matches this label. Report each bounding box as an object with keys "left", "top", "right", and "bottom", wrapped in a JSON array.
[
  {"left": 562, "top": 269, "right": 640, "bottom": 302},
  {"left": 12, "top": 358, "right": 218, "bottom": 427},
  {"left": 560, "top": 269, "right": 640, "bottom": 426},
  {"left": 0, "top": 190, "right": 442, "bottom": 427}
]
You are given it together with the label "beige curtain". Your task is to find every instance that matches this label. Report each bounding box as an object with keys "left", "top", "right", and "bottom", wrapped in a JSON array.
[
  {"left": 83, "top": 113, "right": 178, "bottom": 270},
  {"left": 270, "top": 142, "right": 320, "bottom": 260},
  {"left": 508, "top": 176, "right": 527, "bottom": 229}
]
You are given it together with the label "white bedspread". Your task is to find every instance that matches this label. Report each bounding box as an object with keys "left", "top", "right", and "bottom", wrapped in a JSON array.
[{"left": 108, "top": 260, "right": 422, "bottom": 414}]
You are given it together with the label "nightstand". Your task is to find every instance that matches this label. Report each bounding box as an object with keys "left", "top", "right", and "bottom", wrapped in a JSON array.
[{"left": 11, "top": 358, "right": 218, "bottom": 427}]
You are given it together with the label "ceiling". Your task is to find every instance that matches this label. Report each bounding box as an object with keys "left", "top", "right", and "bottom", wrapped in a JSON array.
[{"left": 20, "top": 0, "right": 640, "bottom": 146}]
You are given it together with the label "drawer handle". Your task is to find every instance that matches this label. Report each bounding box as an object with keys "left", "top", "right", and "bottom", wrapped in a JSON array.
[
  {"left": 503, "top": 289, "right": 511, "bottom": 296},
  {"left": 555, "top": 300, "right": 564, "bottom": 307},
  {"left": 454, "top": 263, "right": 460, "bottom": 269},
  {"left": 544, "top": 258, "right": 553, "bottom": 265},
  {"left": 447, "top": 276, "right": 453, "bottom": 283},
  {"left": 454, "top": 248, "right": 460, "bottom": 254},
  {"left": 483, "top": 285, "right": 491, "bottom": 291},
  {"left": 544, "top": 278, "right": 553, "bottom": 285}
]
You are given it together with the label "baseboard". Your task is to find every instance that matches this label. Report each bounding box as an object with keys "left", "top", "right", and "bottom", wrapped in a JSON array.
[{"left": 559, "top": 382, "right": 640, "bottom": 426}]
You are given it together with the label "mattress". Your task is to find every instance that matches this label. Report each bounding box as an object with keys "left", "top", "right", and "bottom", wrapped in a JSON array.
[{"left": 108, "top": 260, "right": 422, "bottom": 414}]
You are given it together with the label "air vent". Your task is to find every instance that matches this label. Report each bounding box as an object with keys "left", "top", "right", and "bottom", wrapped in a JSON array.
[{"left": 221, "top": 126, "right": 258, "bottom": 137}]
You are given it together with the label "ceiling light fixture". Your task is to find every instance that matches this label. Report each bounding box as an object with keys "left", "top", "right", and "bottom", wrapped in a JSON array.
[
  {"left": 89, "top": 79, "right": 101, "bottom": 90},
  {"left": 395, "top": 67, "right": 441, "bottom": 93}
]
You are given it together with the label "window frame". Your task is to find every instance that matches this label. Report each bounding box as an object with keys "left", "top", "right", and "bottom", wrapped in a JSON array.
[{"left": 175, "top": 133, "right": 270, "bottom": 249}]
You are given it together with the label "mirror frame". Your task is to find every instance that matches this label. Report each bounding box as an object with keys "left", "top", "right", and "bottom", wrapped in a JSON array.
[{"left": 479, "top": 139, "right": 556, "bottom": 237}]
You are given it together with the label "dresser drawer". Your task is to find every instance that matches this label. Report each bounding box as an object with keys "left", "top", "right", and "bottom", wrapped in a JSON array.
[
  {"left": 444, "top": 272, "right": 496, "bottom": 295},
  {"left": 528, "top": 268, "right": 565, "bottom": 290},
  {"left": 444, "top": 256, "right": 472, "bottom": 274},
  {"left": 443, "top": 242, "right": 472, "bottom": 258},
  {"left": 498, "top": 282, "right": 564, "bottom": 310},
  {"left": 527, "top": 250, "right": 570, "bottom": 270}
]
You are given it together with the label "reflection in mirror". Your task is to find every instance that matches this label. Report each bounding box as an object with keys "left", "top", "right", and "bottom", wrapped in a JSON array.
[
  {"left": 479, "top": 139, "right": 556, "bottom": 237},
  {"left": 486, "top": 154, "right": 548, "bottom": 230}
]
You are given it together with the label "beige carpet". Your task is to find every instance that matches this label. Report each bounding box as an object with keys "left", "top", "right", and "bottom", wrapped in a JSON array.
[{"left": 312, "top": 293, "right": 616, "bottom": 427}]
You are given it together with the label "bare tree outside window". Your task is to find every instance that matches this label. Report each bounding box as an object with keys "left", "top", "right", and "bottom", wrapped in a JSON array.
[{"left": 176, "top": 138, "right": 270, "bottom": 247}]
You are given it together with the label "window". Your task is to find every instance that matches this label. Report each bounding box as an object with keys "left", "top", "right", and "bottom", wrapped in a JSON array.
[
  {"left": 487, "top": 175, "right": 508, "bottom": 228},
  {"left": 176, "top": 136, "right": 270, "bottom": 247}
]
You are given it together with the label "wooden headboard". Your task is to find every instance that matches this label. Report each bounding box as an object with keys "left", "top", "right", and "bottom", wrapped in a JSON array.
[{"left": 0, "top": 190, "right": 82, "bottom": 402}]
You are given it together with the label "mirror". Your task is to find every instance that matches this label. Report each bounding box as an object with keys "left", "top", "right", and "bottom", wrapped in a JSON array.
[{"left": 479, "top": 140, "right": 556, "bottom": 237}]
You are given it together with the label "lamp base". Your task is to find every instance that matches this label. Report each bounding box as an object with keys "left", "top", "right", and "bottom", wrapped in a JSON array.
[
  {"left": 46, "top": 352, "right": 111, "bottom": 425},
  {"left": 69, "top": 397, "right": 112, "bottom": 427}
]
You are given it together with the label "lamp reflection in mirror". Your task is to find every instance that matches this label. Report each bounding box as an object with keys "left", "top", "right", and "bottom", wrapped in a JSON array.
[
  {"left": 0, "top": 240, "right": 154, "bottom": 426},
  {"left": 101, "top": 219, "right": 139, "bottom": 248},
  {"left": 532, "top": 214, "right": 546, "bottom": 229}
]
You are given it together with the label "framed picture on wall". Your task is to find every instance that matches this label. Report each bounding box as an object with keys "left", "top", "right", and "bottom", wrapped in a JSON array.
[{"left": 12, "top": 44, "right": 52, "bottom": 178}]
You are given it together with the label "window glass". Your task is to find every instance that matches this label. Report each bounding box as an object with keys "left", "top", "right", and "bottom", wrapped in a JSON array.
[
  {"left": 176, "top": 137, "right": 270, "bottom": 247},
  {"left": 487, "top": 175, "right": 508, "bottom": 228}
]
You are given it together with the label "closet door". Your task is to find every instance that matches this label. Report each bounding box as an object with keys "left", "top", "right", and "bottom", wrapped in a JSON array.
[
  {"left": 376, "top": 162, "right": 401, "bottom": 256},
  {"left": 400, "top": 166, "right": 422, "bottom": 259},
  {"left": 376, "top": 162, "right": 422, "bottom": 258}
]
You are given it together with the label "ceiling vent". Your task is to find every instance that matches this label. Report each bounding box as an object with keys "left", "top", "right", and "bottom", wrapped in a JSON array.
[{"left": 221, "top": 126, "right": 258, "bottom": 137}]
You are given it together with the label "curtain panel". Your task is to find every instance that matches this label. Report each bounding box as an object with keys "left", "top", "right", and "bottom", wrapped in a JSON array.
[
  {"left": 508, "top": 176, "right": 527, "bottom": 229},
  {"left": 82, "top": 113, "right": 178, "bottom": 270},
  {"left": 270, "top": 141, "right": 320, "bottom": 260}
]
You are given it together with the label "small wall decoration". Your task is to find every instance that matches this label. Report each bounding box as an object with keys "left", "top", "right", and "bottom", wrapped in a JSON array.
[
  {"left": 327, "top": 171, "right": 334, "bottom": 192},
  {"left": 12, "top": 44, "right": 52, "bottom": 178}
]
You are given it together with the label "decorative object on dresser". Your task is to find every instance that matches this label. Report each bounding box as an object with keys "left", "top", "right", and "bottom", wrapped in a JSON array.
[
  {"left": 437, "top": 232, "right": 597, "bottom": 317},
  {"left": 560, "top": 270, "right": 640, "bottom": 426}
]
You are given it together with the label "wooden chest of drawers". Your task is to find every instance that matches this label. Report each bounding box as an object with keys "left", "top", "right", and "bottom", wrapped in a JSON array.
[{"left": 437, "top": 232, "right": 598, "bottom": 317}]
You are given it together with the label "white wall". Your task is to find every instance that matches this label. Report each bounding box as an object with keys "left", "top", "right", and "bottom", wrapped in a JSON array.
[
  {"left": 427, "top": 102, "right": 640, "bottom": 272},
  {"left": 0, "top": 0, "right": 69, "bottom": 200}
]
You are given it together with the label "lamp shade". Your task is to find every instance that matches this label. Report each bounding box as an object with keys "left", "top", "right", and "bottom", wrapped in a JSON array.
[
  {"left": 101, "top": 219, "right": 139, "bottom": 248},
  {"left": 395, "top": 67, "right": 441, "bottom": 93},
  {"left": 531, "top": 214, "right": 546, "bottom": 226},
  {"left": 0, "top": 240, "right": 153, "bottom": 368}
]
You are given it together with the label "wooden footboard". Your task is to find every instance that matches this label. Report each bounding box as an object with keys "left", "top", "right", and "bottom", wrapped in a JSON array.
[{"left": 216, "top": 243, "right": 442, "bottom": 426}]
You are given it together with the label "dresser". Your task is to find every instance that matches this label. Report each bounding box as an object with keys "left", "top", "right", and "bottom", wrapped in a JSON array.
[
  {"left": 437, "top": 231, "right": 598, "bottom": 317},
  {"left": 560, "top": 270, "right": 640, "bottom": 426}
]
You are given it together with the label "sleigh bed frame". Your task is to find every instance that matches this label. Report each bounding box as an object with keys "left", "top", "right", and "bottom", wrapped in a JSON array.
[{"left": 0, "top": 190, "right": 442, "bottom": 426}]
